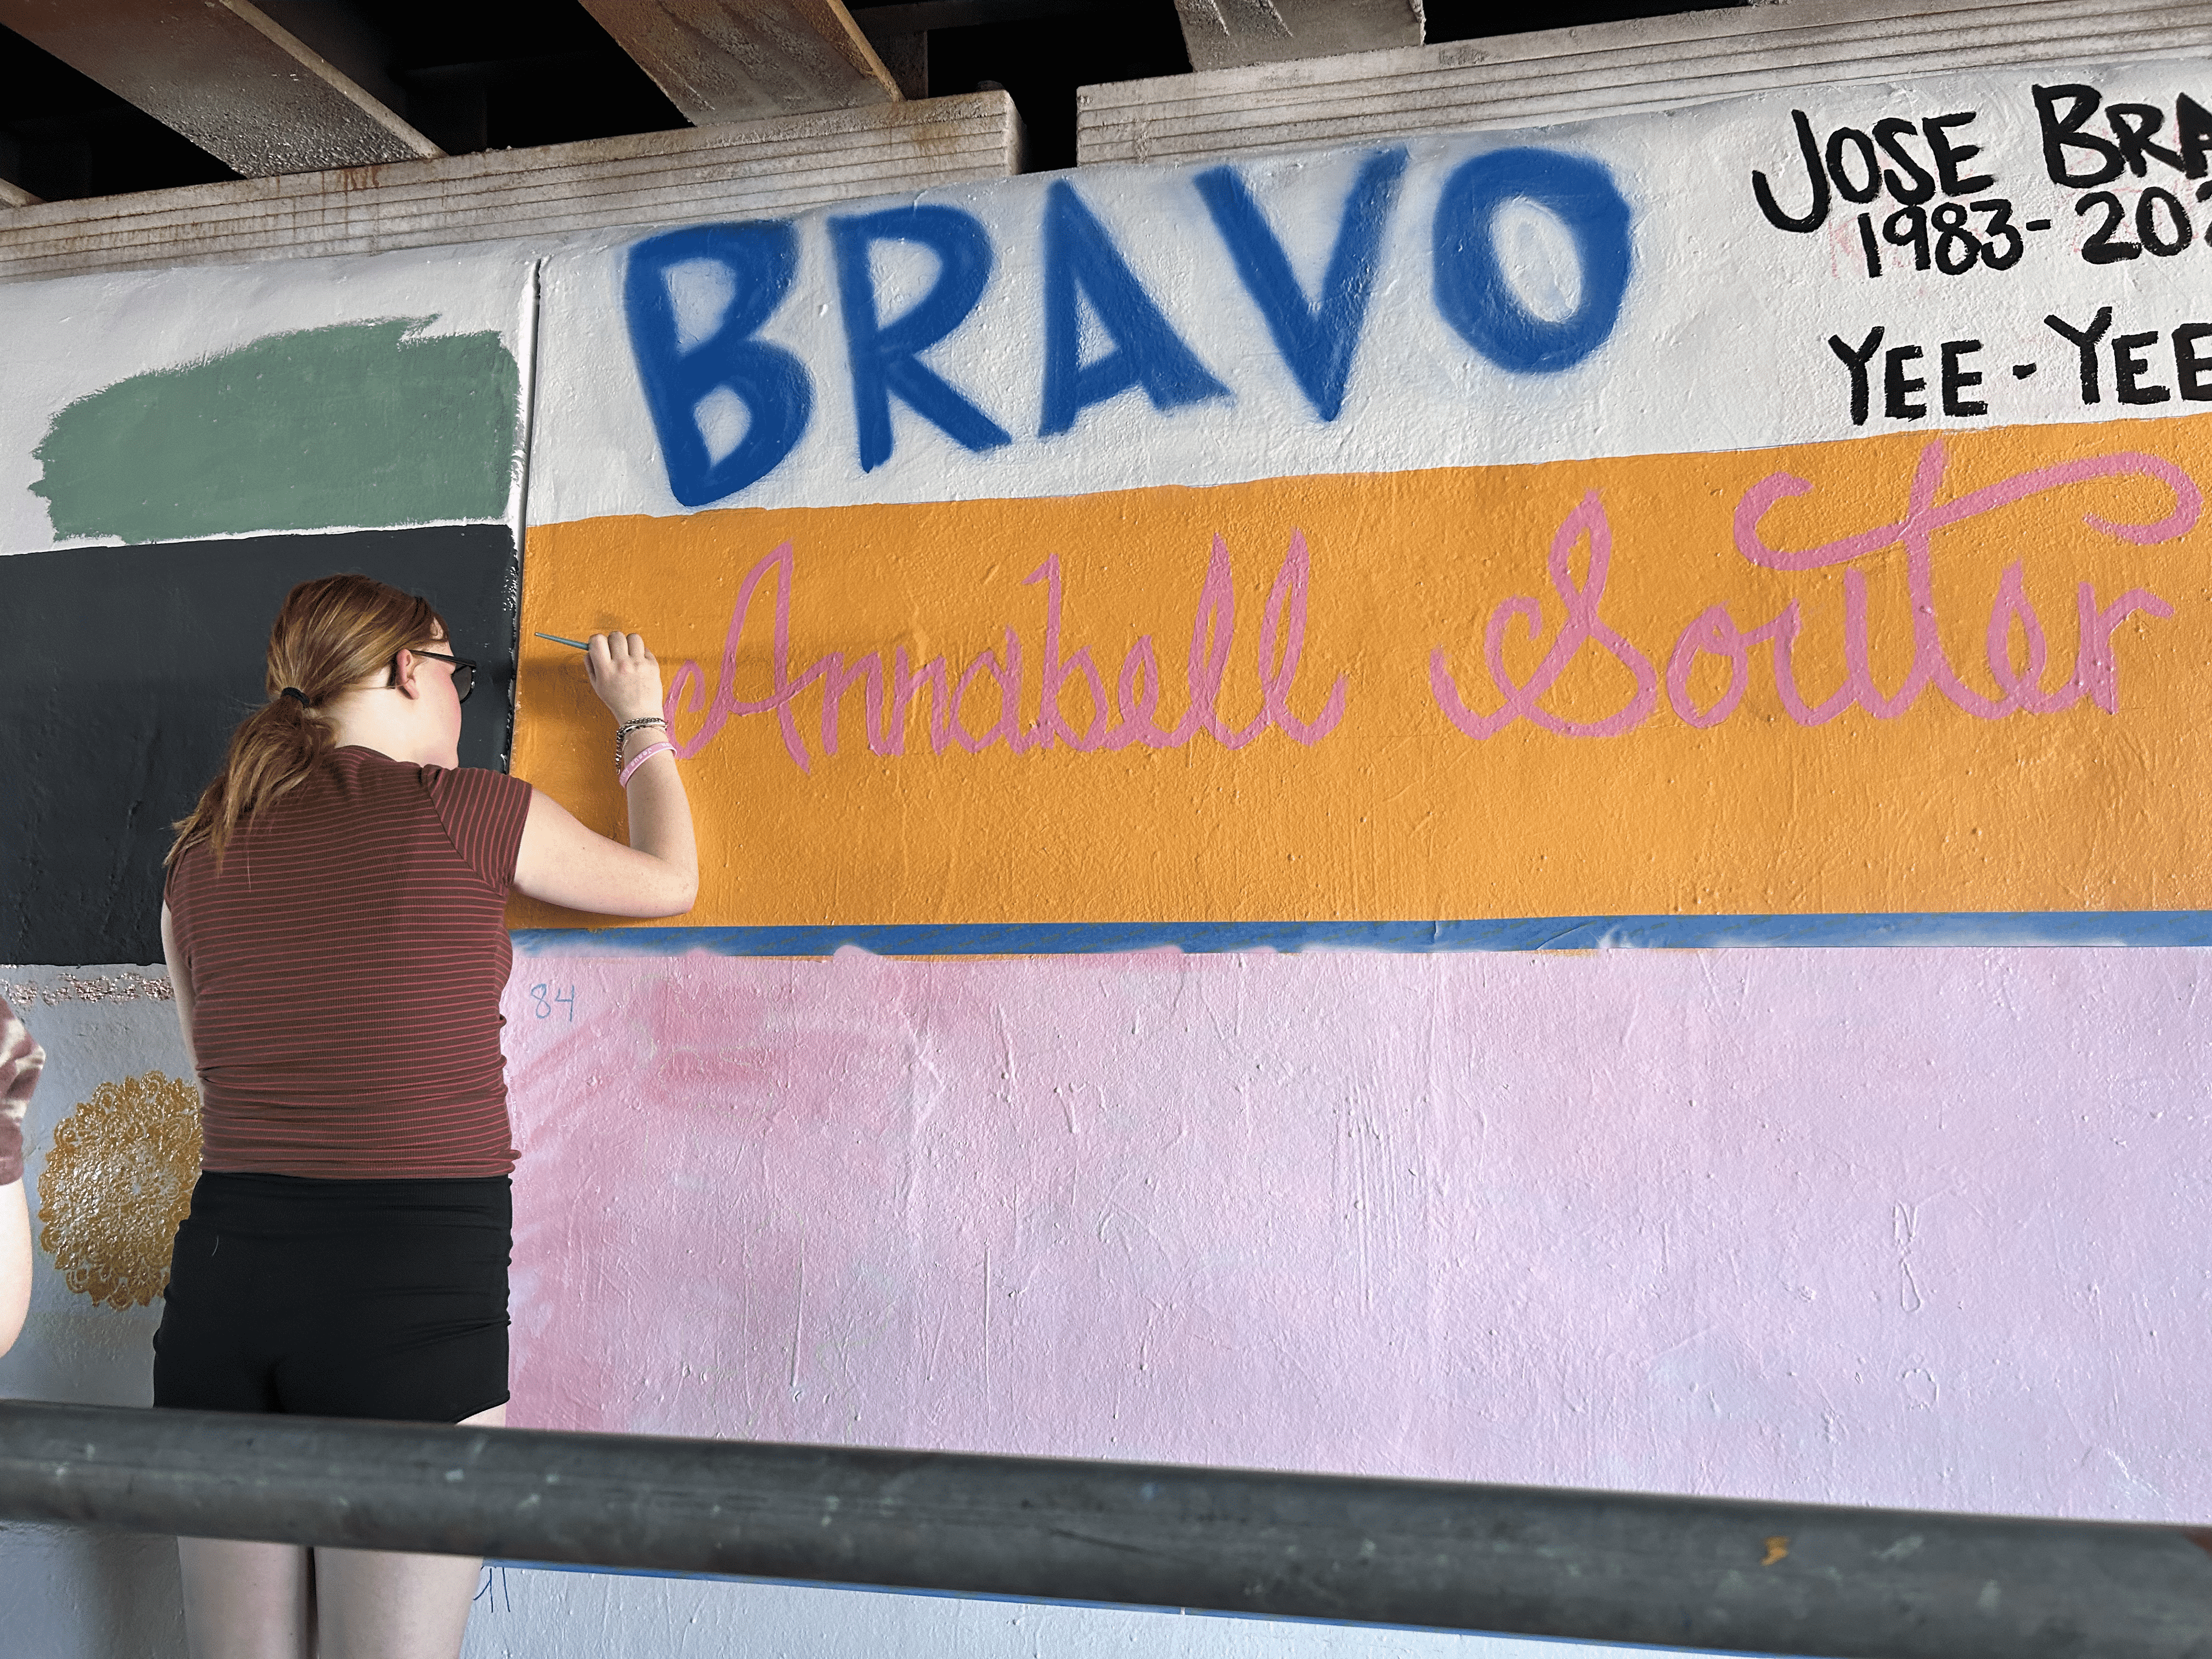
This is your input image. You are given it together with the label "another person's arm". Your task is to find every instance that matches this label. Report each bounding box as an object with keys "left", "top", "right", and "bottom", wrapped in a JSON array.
[
  {"left": 512, "top": 631, "right": 698, "bottom": 918},
  {"left": 0, "top": 995, "right": 46, "bottom": 1356}
]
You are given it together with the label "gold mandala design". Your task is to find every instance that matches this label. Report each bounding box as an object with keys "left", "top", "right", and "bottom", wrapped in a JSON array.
[{"left": 37, "top": 1071, "right": 202, "bottom": 1310}]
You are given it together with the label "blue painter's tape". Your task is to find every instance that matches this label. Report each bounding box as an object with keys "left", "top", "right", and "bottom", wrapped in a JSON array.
[{"left": 512, "top": 913, "right": 2212, "bottom": 957}]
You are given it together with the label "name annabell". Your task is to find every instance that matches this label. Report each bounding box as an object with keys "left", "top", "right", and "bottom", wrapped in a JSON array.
[{"left": 665, "top": 441, "right": 2197, "bottom": 772}]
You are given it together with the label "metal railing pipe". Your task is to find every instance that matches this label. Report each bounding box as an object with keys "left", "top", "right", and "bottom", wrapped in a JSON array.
[{"left": 3, "top": 1398, "right": 2209, "bottom": 1658}]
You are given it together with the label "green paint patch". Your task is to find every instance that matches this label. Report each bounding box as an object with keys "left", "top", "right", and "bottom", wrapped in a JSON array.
[{"left": 32, "top": 318, "right": 519, "bottom": 544}]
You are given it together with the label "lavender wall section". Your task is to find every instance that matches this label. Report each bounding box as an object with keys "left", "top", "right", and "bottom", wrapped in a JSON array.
[
  {"left": 7, "top": 944, "right": 2204, "bottom": 1657},
  {"left": 503, "top": 945, "right": 2212, "bottom": 1522}
]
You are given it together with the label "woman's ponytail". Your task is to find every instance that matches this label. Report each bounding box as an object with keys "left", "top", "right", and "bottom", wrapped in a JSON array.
[{"left": 168, "top": 575, "right": 444, "bottom": 869}]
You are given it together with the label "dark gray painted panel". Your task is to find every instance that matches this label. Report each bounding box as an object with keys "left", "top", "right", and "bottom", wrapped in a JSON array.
[{"left": 2, "top": 525, "right": 518, "bottom": 965}]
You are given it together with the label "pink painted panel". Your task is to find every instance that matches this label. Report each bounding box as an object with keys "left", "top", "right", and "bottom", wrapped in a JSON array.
[{"left": 503, "top": 948, "right": 2212, "bottom": 1522}]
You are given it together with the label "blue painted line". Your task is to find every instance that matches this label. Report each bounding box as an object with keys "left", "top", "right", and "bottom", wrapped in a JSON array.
[{"left": 512, "top": 913, "right": 2212, "bottom": 957}]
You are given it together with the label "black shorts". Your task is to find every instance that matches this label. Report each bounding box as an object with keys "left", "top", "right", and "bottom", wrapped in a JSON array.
[{"left": 153, "top": 1171, "right": 511, "bottom": 1423}]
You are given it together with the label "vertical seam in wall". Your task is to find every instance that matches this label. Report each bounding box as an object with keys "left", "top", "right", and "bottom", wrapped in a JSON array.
[{"left": 504, "top": 256, "right": 547, "bottom": 775}]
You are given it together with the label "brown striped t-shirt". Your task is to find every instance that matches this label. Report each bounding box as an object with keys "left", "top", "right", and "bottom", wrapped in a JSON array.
[{"left": 165, "top": 746, "right": 533, "bottom": 1179}]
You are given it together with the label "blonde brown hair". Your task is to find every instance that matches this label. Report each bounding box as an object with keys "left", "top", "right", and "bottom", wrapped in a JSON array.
[{"left": 168, "top": 574, "right": 445, "bottom": 868}]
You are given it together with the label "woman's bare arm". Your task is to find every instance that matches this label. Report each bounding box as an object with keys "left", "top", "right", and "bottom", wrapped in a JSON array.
[{"left": 511, "top": 631, "right": 698, "bottom": 919}]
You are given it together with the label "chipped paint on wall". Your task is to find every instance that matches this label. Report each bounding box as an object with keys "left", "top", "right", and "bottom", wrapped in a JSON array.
[{"left": 0, "top": 970, "right": 173, "bottom": 1007}]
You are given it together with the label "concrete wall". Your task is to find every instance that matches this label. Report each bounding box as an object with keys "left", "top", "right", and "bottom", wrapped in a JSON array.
[{"left": 8, "top": 50, "right": 2212, "bottom": 1657}]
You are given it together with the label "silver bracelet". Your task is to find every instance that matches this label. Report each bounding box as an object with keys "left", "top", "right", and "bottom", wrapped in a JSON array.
[{"left": 613, "top": 716, "right": 667, "bottom": 764}]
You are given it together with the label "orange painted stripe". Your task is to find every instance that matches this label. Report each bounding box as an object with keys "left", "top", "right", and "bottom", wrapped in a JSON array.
[{"left": 512, "top": 413, "right": 2212, "bottom": 929}]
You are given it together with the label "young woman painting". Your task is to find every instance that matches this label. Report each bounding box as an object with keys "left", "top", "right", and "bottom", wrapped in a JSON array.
[{"left": 157, "top": 573, "right": 695, "bottom": 1659}]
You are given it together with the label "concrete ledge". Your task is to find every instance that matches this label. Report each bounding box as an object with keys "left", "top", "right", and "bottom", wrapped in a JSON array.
[
  {"left": 1077, "top": 0, "right": 2212, "bottom": 165},
  {"left": 0, "top": 91, "right": 1021, "bottom": 283}
]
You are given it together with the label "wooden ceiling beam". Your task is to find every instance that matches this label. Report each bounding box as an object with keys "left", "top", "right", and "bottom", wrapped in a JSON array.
[
  {"left": 577, "top": 0, "right": 902, "bottom": 126},
  {"left": 1172, "top": 0, "right": 1422, "bottom": 73},
  {"left": 0, "top": 91, "right": 1024, "bottom": 284},
  {"left": 1088, "top": 0, "right": 2212, "bottom": 166},
  {"left": 0, "top": 0, "right": 440, "bottom": 178}
]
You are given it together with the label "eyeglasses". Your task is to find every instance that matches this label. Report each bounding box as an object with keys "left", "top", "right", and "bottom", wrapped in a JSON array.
[{"left": 402, "top": 648, "right": 478, "bottom": 704}]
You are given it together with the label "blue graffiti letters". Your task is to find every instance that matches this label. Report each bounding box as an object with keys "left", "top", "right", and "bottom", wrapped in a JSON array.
[
  {"left": 622, "top": 146, "right": 1638, "bottom": 500},
  {"left": 830, "top": 204, "right": 1012, "bottom": 471},
  {"left": 1194, "top": 148, "right": 1408, "bottom": 421},
  {"left": 1432, "top": 148, "right": 1632, "bottom": 375},
  {"left": 626, "top": 222, "right": 813, "bottom": 507},
  {"left": 1040, "top": 179, "right": 1231, "bottom": 437}
]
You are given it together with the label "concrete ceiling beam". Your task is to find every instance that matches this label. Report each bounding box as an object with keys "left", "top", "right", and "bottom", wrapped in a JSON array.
[
  {"left": 1172, "top": 0, "right": 1423, "bottom": 74},
  {"left": 0, "top": 178, "right": 38, "bottom": 208},
  {"left": 577, "top": 0, "right": 903, "bottom": 126},
  {"left": 0, "top": 0, "right": 441, "bottom": 177}
]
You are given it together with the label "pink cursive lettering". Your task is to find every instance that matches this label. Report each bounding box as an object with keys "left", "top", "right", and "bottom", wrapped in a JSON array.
[
  {"left": 666, "top": 532, "right": 1349, "bottom": 774},
  {"left": 1429, "top": 492, "right": 1660, "bottom": 740},
  {"left": 1430, "top": 440, "right": 2195, "bottom": 738}
]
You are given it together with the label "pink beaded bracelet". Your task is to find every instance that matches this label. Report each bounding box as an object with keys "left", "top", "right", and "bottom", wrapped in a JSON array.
[{"left": 617, "top": 741, "right": 675, "bottom": 787}]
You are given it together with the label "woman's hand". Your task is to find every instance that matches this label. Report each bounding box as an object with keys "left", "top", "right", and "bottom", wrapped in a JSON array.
[
  {"left": 515, "top": 629, "right": 698, "bottom": 919},
  {"left": 584, "top": 632, "right": 665, "bottom": 725}
]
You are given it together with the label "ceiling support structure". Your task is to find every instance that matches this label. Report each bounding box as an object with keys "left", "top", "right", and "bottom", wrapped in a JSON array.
[
  {"left": 1172, "top": 0, "right": 1423, "bottom": 73},
  {"left": 0, "top": 0, "right": 440, "bottom": 177},
  {"left": 1087, "top": 0, "right": 2212, "bottom": 165},
  {"left": 577, "top": 0, "right": 902, "bottom": 126},
  {"left": 0, "top": 91, "right": 1023, "bottom": 284}
]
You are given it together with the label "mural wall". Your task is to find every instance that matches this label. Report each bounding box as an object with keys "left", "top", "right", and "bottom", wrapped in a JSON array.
[
  {"left": 7, "top": 53, "right": 2212, "bottom": 1659},
  {"left": 520, "top": 63, "right": 2212, "bottom": 942},
  {"left": 0, "top": 253, "right": 533, "bottom": 963}
]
